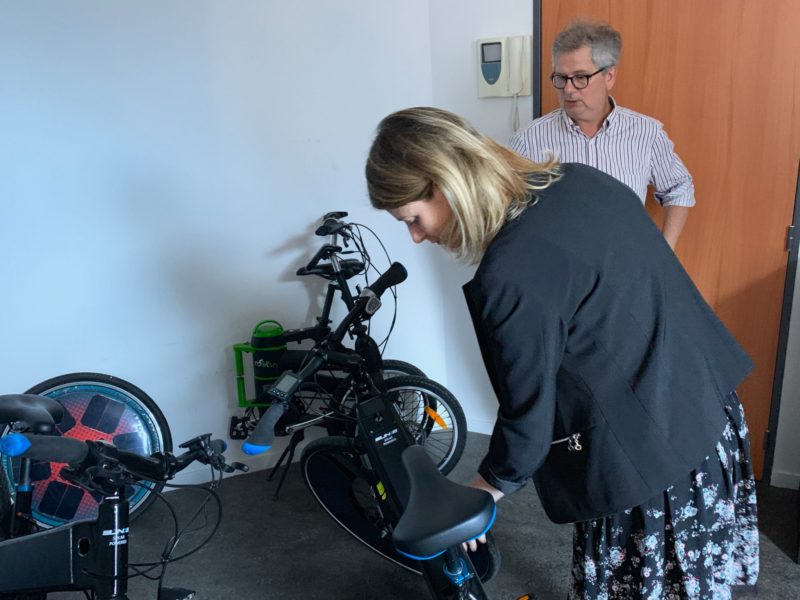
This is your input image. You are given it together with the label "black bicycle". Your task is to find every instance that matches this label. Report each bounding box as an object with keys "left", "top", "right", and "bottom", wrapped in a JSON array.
[
  {"left": 230, "top": 212, "right": 436, "bottom": 497},
  {"left": 235, "top": 228, "right": 468, "bottom": 497},
  {"left": 242, "top": 258, "right": 467, "bottom": 471},
  {"left": 0, "top": 393, "right": 245, "bottom": 599},
  {"left": 245, "top": 263, "right": 499, "bottom": 599},
  {"left": 230, "top": 211, "right": 426, "bottom": 430}
]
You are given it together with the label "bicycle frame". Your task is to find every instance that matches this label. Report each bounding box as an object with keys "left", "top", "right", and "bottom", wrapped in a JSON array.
[{"left": 0, "top": 494, "right": 131, "bottom": 598}]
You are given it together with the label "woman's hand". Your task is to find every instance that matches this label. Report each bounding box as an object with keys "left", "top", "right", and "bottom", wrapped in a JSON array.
[{"left": 462, "top": 473, "right": 504, "bottom": 552}]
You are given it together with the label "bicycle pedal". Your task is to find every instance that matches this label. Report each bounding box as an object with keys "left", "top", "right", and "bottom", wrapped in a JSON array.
[
  {"left": 229, "top": 416, "right": 249, "bottom": 440},
  {"left": 160, "top": 587, "right": 196, "bottom": 600}
]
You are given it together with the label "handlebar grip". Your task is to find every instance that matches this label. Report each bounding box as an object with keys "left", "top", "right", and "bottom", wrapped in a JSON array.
[
  {"left": 210, "top": 439, "right": 227, "bottom": 454},
  {"left": 366, "top": 262, "right": 407, "bottom": 299},
  {"left": 0, "top": 433, "right": 88, "bottom": 465},
  {"left": 242, "top": 403, "right": 287, "bottom": 455}
]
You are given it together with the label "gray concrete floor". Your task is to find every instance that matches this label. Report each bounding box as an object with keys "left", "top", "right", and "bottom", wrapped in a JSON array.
[{"left": 48, "top": 432, "right": 800, "bottom": 599}]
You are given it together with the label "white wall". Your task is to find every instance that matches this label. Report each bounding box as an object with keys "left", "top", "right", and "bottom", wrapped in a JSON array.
[
  {"left": 429, "top": 0, "right": 535, "bottom": 142},
  {"left": 0, "top": 1, "right": 444, "bottom": 480},
  {"left": 0, "top": 1, "right": 540, "bottom": 485},
  {"left": 428, "top": 0, "right": 535, "bottom": 434},
  {"left": 772, "top": 256, "right": 800, "bottom": 489}
]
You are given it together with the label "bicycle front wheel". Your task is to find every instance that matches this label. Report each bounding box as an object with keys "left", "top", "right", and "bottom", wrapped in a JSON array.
[
  {"left": 301, "top": 436, "right": 501, "bottom": 588},
  {"left": 300, "top": 435, "right": 422, "bottom": 574},
  {"left": 0, "top": 373, "right": 172, "bottom": 528}
]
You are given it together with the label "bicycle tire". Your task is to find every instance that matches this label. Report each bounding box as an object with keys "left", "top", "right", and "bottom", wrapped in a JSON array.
[
  {"left": 301, "top": 436, "right": 500, "bottom": 586},
  {"left": 337, "top": 375, "right": 467, "bottom": 475},
  {"left": 0, "top": 373, "right": 172, "bottom": 528},
  {"left": 381, "top": 359, "right": 426, "bottom": 379}
]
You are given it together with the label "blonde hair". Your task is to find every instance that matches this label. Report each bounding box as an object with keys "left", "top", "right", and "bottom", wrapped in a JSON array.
[{"left": 365, "top": 107, "right": 560, "bottom": 264}]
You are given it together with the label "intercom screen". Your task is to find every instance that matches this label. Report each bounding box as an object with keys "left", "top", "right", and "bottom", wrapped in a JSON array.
[{"left": 482, "top": 42, "right": 501, "bottom": 63}]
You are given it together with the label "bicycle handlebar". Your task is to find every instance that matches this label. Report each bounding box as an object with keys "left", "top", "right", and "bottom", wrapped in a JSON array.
[
  {"left": 242, "top": 403, "right": 286, "bottom": 455},
  {"left": 0, "top": 432, "right": 87, "bottom": 464},
  {"left": 315, "top": 211, "right": 351, "bottom": 238},
  {"left": 315, "top": 211, "right": 350, "bottom": 237},
  {"left": 329, "top": 261, "right": 407, "bottom": 341},
  {"left": 0, "top": 432, "right": 245, "bottom": 495},
  {"left": 315, "top": 218, "right": 347, "bottom": 237},
  {"left": 364, "top": 261, "right": 407, "bottom": 300}
]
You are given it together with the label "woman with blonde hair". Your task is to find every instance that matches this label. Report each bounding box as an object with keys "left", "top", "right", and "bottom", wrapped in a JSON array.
[{"left": 366, "top": 107, "right": 759, "bottom": 599}]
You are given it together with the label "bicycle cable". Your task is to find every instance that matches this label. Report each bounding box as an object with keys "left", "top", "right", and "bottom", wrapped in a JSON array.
[
  {"left": 100, "top": 468, "right": 225, "bottom": 595},
  {"left": 350, "top": 222, "right": 399, "bottom": 353}
]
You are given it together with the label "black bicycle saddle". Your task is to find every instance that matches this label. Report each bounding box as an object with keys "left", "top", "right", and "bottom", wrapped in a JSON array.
[
  {"left": 392, "top": 445, "right": 496, "bottom": 559},
  {"left": 0, "top": 394, "right": 63, "bottom": 433},
  {"left": 295, "top": 259, "right": 365, "bottom": 281}
]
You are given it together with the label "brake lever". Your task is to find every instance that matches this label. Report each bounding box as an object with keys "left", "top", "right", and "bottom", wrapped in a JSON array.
[{"left": 183, "top": 435, "right": 249, "bottom": 474}]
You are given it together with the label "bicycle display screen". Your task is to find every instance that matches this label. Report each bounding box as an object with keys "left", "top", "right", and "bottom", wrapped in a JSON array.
[{"left": 267, "top": 372, "right": 301, "bottom": 401}]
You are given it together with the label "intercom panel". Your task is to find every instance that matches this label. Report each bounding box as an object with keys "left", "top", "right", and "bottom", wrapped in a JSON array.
[{"left": 477, "top": 35, "right": 532, "bottom": 98}]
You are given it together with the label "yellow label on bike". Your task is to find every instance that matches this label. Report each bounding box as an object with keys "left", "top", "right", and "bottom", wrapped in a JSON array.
[
  {"left": 376, "top": 481, "right": 387, "bottom": 500},
  {"left": 425, "top": 406, "right": 448, "bottom": 428}
]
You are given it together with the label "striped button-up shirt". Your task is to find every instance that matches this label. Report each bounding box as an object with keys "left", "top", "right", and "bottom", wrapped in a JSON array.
[{"left": 509, "top": 99, "right": 695, "bottom": 207}]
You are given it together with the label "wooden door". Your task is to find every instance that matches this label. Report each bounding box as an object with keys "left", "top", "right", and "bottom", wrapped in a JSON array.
[{"left": 541, "top": 0, "right": 800, "bottom": 477}]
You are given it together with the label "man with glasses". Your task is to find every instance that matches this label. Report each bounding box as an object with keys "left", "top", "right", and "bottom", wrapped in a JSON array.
[{"left": 510, "top": 20, "right": 693, "bottom": 249}]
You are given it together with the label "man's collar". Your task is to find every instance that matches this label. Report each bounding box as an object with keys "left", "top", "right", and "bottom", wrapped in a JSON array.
[
  {"left": 560, "top": 96, "right": 619, "bottom": 133},
  {"left": 603, "top": 96, "right": 619, "bottom": 128}
]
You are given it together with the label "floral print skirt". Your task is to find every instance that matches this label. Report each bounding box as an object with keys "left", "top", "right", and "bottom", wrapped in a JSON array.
[{"left": 569, "top": 392, "right": 759, "bottom": 599}]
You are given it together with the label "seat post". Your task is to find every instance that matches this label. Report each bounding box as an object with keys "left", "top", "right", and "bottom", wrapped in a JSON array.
[{"left": 442, "top": 547, "right": 470, "bottom": 586}]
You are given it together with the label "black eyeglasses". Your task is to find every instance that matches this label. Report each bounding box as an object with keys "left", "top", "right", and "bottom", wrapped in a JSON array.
[{"left": 550, "top": 68, "right": 606, "bottom": 90}]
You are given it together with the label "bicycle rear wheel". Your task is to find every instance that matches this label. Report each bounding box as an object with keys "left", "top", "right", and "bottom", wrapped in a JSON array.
[
  {"left": 0, "top": 373, "right": 172, "bottom": 528},
  {"left": 381, "top": 359, "right": 426, "bottom": 379},
  {"left": 386, "top": 376, "right": 466, "bottom": 475},
  {"left": 300, "top": 436, "right": 500, "bottom": 585}
]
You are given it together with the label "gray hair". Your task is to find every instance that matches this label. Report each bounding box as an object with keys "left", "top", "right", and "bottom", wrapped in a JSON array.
[{"left": 552, "top": 20, "right": 622, "bottom": 69}]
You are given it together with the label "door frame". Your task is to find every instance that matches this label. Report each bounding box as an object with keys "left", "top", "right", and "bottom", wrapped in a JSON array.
[
  {"left": 764, "top": 162, "right": 800, "bottom": 485},
  {"left": 532, "top": 0, "right": 542, "bottom": 119}
]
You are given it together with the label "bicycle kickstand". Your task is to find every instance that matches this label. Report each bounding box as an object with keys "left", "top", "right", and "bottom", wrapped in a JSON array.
[{"left": 267, "top": 429, "right": 305, "bottom": 499}]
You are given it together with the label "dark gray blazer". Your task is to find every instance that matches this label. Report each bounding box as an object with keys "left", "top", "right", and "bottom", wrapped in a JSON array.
[{"left": 463, "top": 163, "right": 752, "bottom": 524}]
